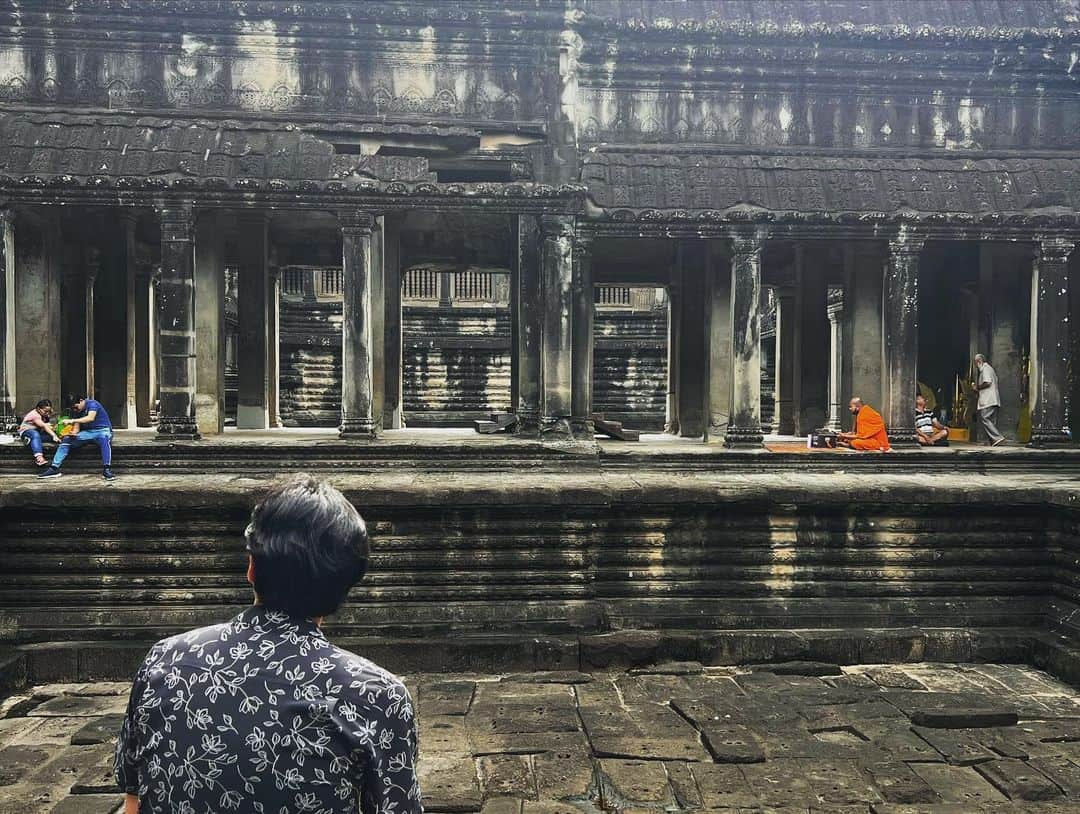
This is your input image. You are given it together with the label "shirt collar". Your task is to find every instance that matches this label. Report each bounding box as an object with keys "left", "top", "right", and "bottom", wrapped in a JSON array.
[{"left": 236, "top": 605, "right": 326, "bottom": 641}]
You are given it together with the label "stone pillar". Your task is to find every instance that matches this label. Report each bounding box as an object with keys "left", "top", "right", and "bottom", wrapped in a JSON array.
[
  {"left": 704, "top": 243, "right": 733, "bottom": 442},
  {"left": 155, "top": 206, "right": 199, "bottom": 439},
  {"left": 114, "top": 213, "right": 139, "bottom": 429},
  {"left": 370, "top": 221, "right": 385, "bottom": 432},
  {"left": 236, "top": 213, "right": 269, "bottom": 429},
  {"left": 773, "top": 286, "right": 796, "bottom": 435},
  {"left": 17, "top": 213, "right": 61, "bottom": 408},
  {"left": 570, "top": 230, "right": 594, "bottom": 438},
  {"left": 676, "top": 241, "right": 708, "bottom": 438},
  {"left": 339, "top": 211, "right": 377, "bottom": 438},
  {"left": 724, "top": 230, "right": 766, "bottom": 447},
  {"left": 135, "top": 263, "right": 158, "bottom": 427},
  {"left": 883, "top": 233, "right": 925, "bottom": 444},
  {"left": 514, "top": 213, "right": 542, "bottom": 435},
  {"left": 826, "top": 291, "right": 844, "bottom": 431},
  {"left": 194, "top": 212, "right": 226, "bottom": 435},
  {"left": 267, "top": 264, "right": 282, "bottom": 428},
  {"left": 665, "top": 267, "right": 682, "bottom": 434},
  {"left": 844, "top": 243, "right": 885, "bottom": 412},
  {"left": 0, "top": 209, "right": 15, "bottom": 430},
  {"left": 792, "top": 243, "right": 829, "bottom": 435},
  {"left": 83, "top": 250, "right": 99, "bottom": 399},
  {"left": 540, "top": 214, "right": 574, "bottom": 436},
  {"left": 383, "top": 213, "right": 404, "bottom": 429},
  {"left": 1029, "top": 237, "right": 1073, "bottom": 446}
]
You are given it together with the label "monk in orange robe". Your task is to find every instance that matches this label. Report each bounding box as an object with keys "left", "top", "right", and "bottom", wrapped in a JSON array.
[{"left": 836, "top": 398, "right": 891, "bottom": 451}]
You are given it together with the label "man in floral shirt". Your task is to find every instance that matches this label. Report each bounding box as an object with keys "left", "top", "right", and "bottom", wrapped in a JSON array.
[{"left": 115, "top": 476, "right": 422, "bottom": 814}]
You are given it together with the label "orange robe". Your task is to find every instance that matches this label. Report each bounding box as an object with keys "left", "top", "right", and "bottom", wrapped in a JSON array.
[{"left": 850, "top": 405, "right": 891, "bottom": 451}]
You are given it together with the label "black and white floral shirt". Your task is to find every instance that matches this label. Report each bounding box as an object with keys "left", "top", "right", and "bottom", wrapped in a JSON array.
[{"left": 115, "top": 606, "right": 422, "bottom": 814}]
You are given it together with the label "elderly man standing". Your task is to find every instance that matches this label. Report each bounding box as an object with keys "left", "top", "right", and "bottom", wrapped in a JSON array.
[
  {"left": 115, "top": 475, "right": 422, "bottom": 814},
  {"left": 972, "top": 354, "right": 1005, "bottom": 447}
]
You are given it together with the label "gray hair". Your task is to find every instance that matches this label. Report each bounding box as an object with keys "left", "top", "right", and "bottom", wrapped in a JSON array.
[{"left": 974, "top": 353, "right": 985, "bottom": 363}]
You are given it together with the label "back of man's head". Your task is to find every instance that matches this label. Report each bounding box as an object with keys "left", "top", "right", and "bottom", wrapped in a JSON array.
[{"left": 245, "top": 475, "right": 369, "bottom": 619}]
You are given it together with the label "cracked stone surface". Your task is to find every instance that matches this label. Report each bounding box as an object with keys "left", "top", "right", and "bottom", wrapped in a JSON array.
[{"left": 0, "top": 664, "right": 1078, "bottom": 813}]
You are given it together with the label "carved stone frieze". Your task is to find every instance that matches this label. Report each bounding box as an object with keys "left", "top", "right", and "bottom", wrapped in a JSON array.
[{"left": 582, "top": 151, "right": 1080, "bottom": 221}]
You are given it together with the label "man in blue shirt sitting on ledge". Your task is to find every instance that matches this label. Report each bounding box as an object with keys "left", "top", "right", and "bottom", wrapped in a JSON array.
[{"left": 38, "top": 393, "right": 115, "bottom": 481}]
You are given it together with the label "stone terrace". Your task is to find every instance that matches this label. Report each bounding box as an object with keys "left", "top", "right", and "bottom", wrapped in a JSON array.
[{"left": 1, "top": 662, "right": 1079, "bottom": 814}]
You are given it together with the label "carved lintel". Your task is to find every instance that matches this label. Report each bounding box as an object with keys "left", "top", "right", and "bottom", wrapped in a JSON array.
[
  {"left": 158, "top": 204, "right": 195, "bottom": 242},
  {"left": 541, "top": 213, "right": 575, "bottom": 241},
  {"left": 1038, "top": 237, "right": 1075, "bottom": 266},
  {"left": 728, "top": 227, "right": 768, "bottom": 258},
  {"left": 339, "top": 210, "right": 377, "bottom": 234}
]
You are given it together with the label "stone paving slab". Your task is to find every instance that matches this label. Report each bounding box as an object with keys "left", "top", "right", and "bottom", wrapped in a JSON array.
[{"left": 0, "top": 663, "right": 1078, "bottom": 813}]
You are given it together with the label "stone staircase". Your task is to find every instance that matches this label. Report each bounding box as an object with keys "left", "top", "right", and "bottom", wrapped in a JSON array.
[{"left": 280, "top": 301, "right": 344, "bottom": 427}]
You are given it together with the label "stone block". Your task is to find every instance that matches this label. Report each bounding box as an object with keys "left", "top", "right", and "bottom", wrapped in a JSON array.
[
  {"left": 669, "top": 698, "right": 764, "bottom": 763},
  {"left": 907, "top": 763, "right": 1008, "bottom": 805},
  {"left": 502, "top": 672, "right": 592, "bottom": 685},
  {"left": 598, "top": 759, "right": 672, "bottom": 807},
  {"left": 688, "top": 763, "right": 759, "bottom": 809},
  {"left": 70, "top": 715, "right": 125, "bottom": 747},
  {"left": 417, "top": 680, "right": 476, "bottom": 717},
  {"left": 590, "top": 735, "right": 707, "bottom": 762},
  {"left": 1028, "top": 755, "right": 1080, "bottom": 796},
  {"left": 663, "top": 762, "right": 701, "bottom": 809},
  {"left": 0, "top": 744, "right": 51, "bottom": 785},
  {"left": 419, "top": 716, "right": 470, "bottom": 757},
  {"left": 29, "top": 696, "right": 126, "bottom": 718},
  {"left": 912, "top": 726, "right": 998, "bottom": 766},
  {"left": 750, "top": 661, "right": 843, "bottom": 676},
  {"left": 627, "top": 662, "right": 703, "bottom": 676},
  {"left": 478, "top": 755, "right": 535, "bottom": 801},
  {"left": 974, "top": 757, "right": 1065, "bottom": 801},
  {"left": 861, "top": 761, "right": 940, "bottom": 804},
  {"left": 469, "top": 731, "right": 588, "bottom": 759},
  {"left": 49, "top": 794, "right": 126, "bottom": 814},
  {"left": 7, "top": 717, "right": 86, "bottom": 747},
  {"left": 532, "top": 752, "right": 595, "bottom": 800},
  {"left": 417, "top": 754, "right": 482, "bottom": 813}
]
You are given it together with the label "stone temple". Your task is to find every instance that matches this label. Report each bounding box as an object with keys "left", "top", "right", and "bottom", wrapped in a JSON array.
[{"left": 1, "top": 1, "right": 1080, "bottom": 812}]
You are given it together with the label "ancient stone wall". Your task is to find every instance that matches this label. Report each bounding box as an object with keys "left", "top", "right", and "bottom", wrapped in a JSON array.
[
  {"left": 0, "top": 477, "right": 1070, "bottom": 655},
  {"left": 592, "top": 308, "right": 668, "bottom": 431}
]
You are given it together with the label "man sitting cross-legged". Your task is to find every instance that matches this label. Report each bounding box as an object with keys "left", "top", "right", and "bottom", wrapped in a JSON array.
[
  {"left": 114, "top": 475, "right": 422, "bottom": 814},
  {"left": 914, "top": 393, "right": 949, "bottom": 447},
  {"left": 836, "top": 397, "right": 892, "bottom": 451}
]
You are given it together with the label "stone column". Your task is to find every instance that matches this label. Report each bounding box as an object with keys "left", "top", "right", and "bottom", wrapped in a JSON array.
[
  {"left": 339, "top": 211, "right": 377, "bottom": 438},
  {"left": 370, "top": 221, "right": 385, "bottom": 432},
  {"left": 724, "top": 230, "right": 766, "bottom": 447},
  {"left": 1029, "top": 237, "right": 1074, "bottom": 446},
  {"left": 115, "top": 213, "right": 139, "bottom": 429},
  {"left": 514, "top": 213, "right": 542, "bottom": 435},
  {"left": 792, "top": 243, "right": 829, "bottom": 435},
  {"left": 883, "top": 233, "right": 925, "bottom": 444},
  {"left": 844, "top": 243, "right": 885, "bottom": 411},
  {"left": 83, "top": 250, "right": 99, "bottom": 399},
  {"left": 676, "top": 241, "right": 708, "bottom": 438},
  {"left": 826, "top": 291, "right": 844, "bottom": 431},
  {"left": 540, "top": 214, "right": 574, "bottom": 436},
  {"left": 570, "top": 230, "right": 594, "bottom": 438},
  {"left": 665, "top": 267, "right": 682, "bottom": 434},
  {"left": 155, "top": 206, "right": 199, "bottom": 439},
  {"left": 704, "top": 242, "right": 732, "bottom": 442},
  {"left": 773, "top": 286, "right": 796, "bottom": 435},
  {"left": 236, "top": 213, "right": 269, "bottom": 429},
  {"left": 267, "top": 264, "right": 282, "bottom": 428},
  {"left": 194, "top": 212, "right": 226, "bottom": 435},
  {"left": 382, "top": 213, "right": 404, "bottom": 429},
  {"left": 0, "top": 209, "right": 15, "bottom": 430},
  {"left": 135, "top": 263, "right": 158, "bottom": 427}
]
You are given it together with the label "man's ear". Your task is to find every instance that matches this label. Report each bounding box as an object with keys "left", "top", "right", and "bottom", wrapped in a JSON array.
[{"left": 247, "top": 554, "right": 255, "bottom": 586}]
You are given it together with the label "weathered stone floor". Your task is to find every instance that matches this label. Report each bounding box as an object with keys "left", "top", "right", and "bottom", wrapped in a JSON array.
[{"left": 0, "top": 663, "right": 1078, "bottom": 813}]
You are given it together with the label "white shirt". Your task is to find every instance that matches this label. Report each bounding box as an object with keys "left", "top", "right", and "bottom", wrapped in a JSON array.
[{"left": 977, "top": 363, "right": 1000, "bottom": 409}]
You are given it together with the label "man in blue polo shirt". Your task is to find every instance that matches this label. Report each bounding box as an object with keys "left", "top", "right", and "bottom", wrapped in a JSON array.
[{"left": 38, "top": 394, "right": 115, "bottom": 480}]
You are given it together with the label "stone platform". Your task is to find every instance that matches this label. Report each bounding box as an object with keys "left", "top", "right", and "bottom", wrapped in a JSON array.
[
  {"left": 2, "top": 428, "right": 1077, "bottom": 475},
  {"left": 1, "top": 662, "right": 1079, "bottom": 814},
  {"left": 1, "top": 468, "right": 1079, "bottom": 687}
]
